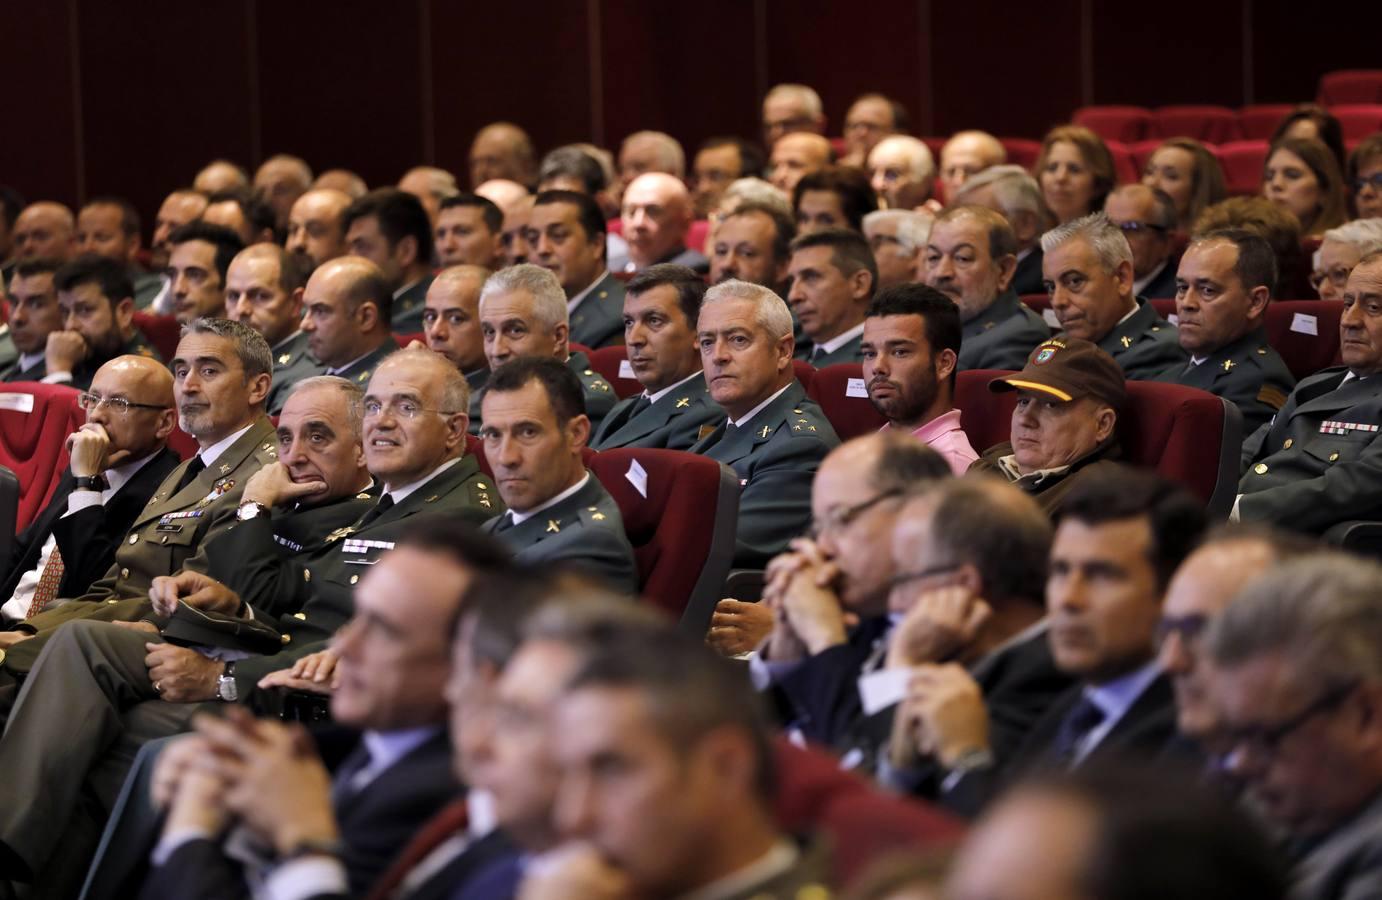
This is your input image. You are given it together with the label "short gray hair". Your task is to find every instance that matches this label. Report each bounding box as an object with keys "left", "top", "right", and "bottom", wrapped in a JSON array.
[
  {"left": 954, "top": 164, "right": 1043, "bottom": 218},
  {"left": 1040, "top": 212, "right": 1133, "bottom": 273},
  {"left": 287, "top": 375, "right": 364, "bottom": 438},
  {"left": 701, "top": 279, "right": 793, "bottom": 341},
  {"left": 621, "top": 131, "right": 686, "bottom": 178},
  {"left": 722, "top": 177, "right": 791, "bottom": 219},
  {"left": 377, "top": 345, "right": 470, "bottom": 413},
  {"left": 1322, "top": 218, "right": 1382, "bottom": 256},
  {"left": 862, "top": 209, "right": 932, "bottom": 253},
  {"left": 869, "top": 136, "right": 935, "bottom": 180},
  {"left": 478, "top": 263, "right": 568, "bottom": 334},
  {"left": 1205, "top": 553, "right": 1382, "bottom": 688},
  {"left": 765, "top": 83, "right": 823, "bottom": 120},
  {"left": 182, "top": 317, "right": 273, "bottom": 382}
]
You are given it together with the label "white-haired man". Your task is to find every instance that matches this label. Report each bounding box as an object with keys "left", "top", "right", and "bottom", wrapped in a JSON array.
[
  {"left": 863, "top": 209, "right": 931, "bottom": 291},
  {"left": 954, "top": 164, "right": 1049, "bottom": 296},
  {"left": 869, "top": 136, "right": 935, "bottom": 210}
]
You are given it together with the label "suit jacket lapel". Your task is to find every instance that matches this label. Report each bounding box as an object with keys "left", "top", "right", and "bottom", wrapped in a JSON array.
[
  {"left": 137, "top": 419, "right": 273, "bottom": 525},
  {"left": 369, "top": 455, "right": 482, "bottom": 531},
  {"left": 503, "top": 475, "right": 601, "bottom": 546},
  {"left": 1293, "top": 372, "right": 1380, "bottom": 419}
]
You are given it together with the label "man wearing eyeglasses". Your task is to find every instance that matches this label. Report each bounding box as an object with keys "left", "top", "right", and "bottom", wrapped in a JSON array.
[
  {"left": 1103, "top": 185, "right": 1180, "bottom": 300},
  {"left": 1202, "top": 554, "right": 1382, "bottom": 900}
]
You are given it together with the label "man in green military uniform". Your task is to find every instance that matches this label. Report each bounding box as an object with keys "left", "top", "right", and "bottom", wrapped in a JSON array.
[
  {"left": 223, "top": 243, "right": 319, "bottom": 415},
  {"left": 480, "top": 357, "right": 637, "bottom": 593},
  {"left": 0, "top": 259, "right": 62, "bottom": 382},
  {"left": 74, "top": 197, "right": 164, "bottom": 308},
  {"left": 41, "top": 256, "right": 163, "bottom": 392},
  {"left": 691, "top": 279, "right": 840, "bottom": 568},
  {"left": 477, "top": 263, "right": 617, "bottom": 431},
  {"left": 1044, "top": 212, "right": 1186, "bottom": 380},
  {"left": 1154, "top": 230, "right": 1295, "bottom": 433},
  {"left": 529, "top": 190, "right": 627, "bottom": 349},
  {"left": 343, "top": 188, "right": 435, "bottom": 332},
  {"left": 924, "top": 205, "right": 1051, "bottom": 371},
  {"left": 416, "top": 265, "right": 493, "bottom": 435},
  {"left": 1237, "top": 252, "right": 1382, "bottom": 533},
  {"left": 788, "top": 229, "right": 876, "bottom": 367},
  {"left": 300, "top": 255, "right": 400, "bottom": 390},
  {"left": 593, "top": 265, "right": 721, "bottom": 451}
]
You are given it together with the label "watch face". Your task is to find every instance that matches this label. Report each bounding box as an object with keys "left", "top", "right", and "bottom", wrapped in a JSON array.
[{"left": 219, "top": 677, "right": 238, "bottom": 702}]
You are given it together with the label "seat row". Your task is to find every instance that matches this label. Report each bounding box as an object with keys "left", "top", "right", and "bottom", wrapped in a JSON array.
[{"left": 1071, "top": 102, "right": 1382, "bottom": 145}]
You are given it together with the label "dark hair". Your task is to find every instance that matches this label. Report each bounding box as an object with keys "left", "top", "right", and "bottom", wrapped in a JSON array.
[
  {"left": 626, "top": 263, "right": 707, "bottom": 327},
  {"left": 538, "top": 147, "right": 609, "bottom": 195},
  {"left": 82, "top": 195, "right": 141, "bottom": 237},
  {"left": 866, "top": 283, "right": 963, "bottom": 362},
  {"left": 534, "top": 189, "right": 608, "bottom": 242},
  {"left": 697, "top": 136, "right": 766, "bottom": 180},
  {"left": 439, "top": 193, "right": 503, "bottom": 234},
  {"left": 1056, "top": 466, "right": 1207, "bottom": 589},
  {"left": 790, "top": 227, "right": 879, "bottom": 297},
  {"left": 343, "top": 188, "right": 435, "bottom": 266},
  {"left": 567, "top": 627, "right": 777, "bottom": 804},
  {"left": 1195, "top": 228, "right": 1278, "bottom": 295},
  {"left": 53, "top": 253, "right": 135, "bottom": 306},
  {"left": 183, "top": 317, "right": 274, "bottom": 381},
  {"left": 793, "top": 165, "right": 879, "bottom": 232},
  {"left": 0, "top": 185, "right": 26, "bottom": 230},
  {"left": 723, "top": 202, "right": 797, "bottom": 264},
  {"left": 852, "top": 92, "right": 912, "bottom": 133},
  {"left": 1347, "top": 134, "right": 1382, "bottom": 217},
  {"left": 167, "top": 221, "right": 245, "bottom": 287},
  {"left": 922, "top": 477, "right": 1053, "bottom": 606},
  {"left": 486, "top": 356, "right": 586, "bottom": 424},
  {"left": 458, "top": 572, "right": 554, "bottom": 670},
  {"left": 1270, "top": 103, "right": 1346, "bottom": 171},
  {"left": 395, "top": 514, "right": 518, "bottom": 637},
  {"left": 12, "top": 257, "right": 62, "bottom": 280},
  {"left": 206, "top": 189, "right": 276, "bottom": 242}
]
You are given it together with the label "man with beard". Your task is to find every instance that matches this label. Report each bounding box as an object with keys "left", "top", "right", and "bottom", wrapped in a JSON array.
[
  {"left": 861, "top": 283, "right": 978, "bottom": 473},
  {"left": 42, "top": 255, "right": 163, "bottom": 390},
  {"left": 923, "top": 206, "right": 1049, "bottom": 372}
]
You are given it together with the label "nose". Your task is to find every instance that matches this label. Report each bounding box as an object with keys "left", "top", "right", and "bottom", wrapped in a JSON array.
[
  {"left": 553, "top": 770, "right": 595, "bottom": 839},
  {"left": 429, "top": 318, "right": 450, "bottom": 342},
  {"left": 63, "top": 307, "right": 81, "bottom": 330},
  {"left": 787, "top": 276, "right": 806, "bottom": 305},
  {"left": 330, "top": 616, "right": 364, "bottom": 660},
  {"left": 282, "top": 434, "right": 310, "bottom": 465},
  {"left": 492, "top": 433, "right": 522, "bottom": 469},
  {"left": 231, "top": 296, "right": 253, "bottom": 320},
  {"left": 871, "top": 173, "right": 888, "bottom": 196},
  {"left": 171, "top": 271, "right": 190, "bottom": 297},
  {"left": 626, "top": 320, "right": 647, "bottom": 347},
  {"left": 1157, "top": 631, "right": 1192, "bottom": 675},
  {"left": 710, "top": 335, "right": 732, "bottom": 364},
  {"left": 286, "top": 231, "right": 306, "bottom": 254},
  {"left": 628, "top": 208, "right": 649, "bottom": 230},
  {"left": 932, "top": 253, "right": 955, "bottom": 280}
]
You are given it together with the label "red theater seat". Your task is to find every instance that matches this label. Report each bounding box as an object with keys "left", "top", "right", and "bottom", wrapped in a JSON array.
[
  {"left": 1072, "top": 106, "right": 1154, "bottom": 144},
  {"left": 394, "top": 332, "right": 423, "bottom": 348},
  {"left": 1331, "top": 105, "right": 1382, "bottom": 141},
  {"left": 1318, "top": 70, "right": 1382, "bottom": 106},
  {"left": 1129, "top": 138, "right": 1165, "bottom": 176},
  {"left": 0, "top": 383, "right": 84, "bottom": 531},
  {"left": 1217, "top": 140, "right": 1269, "bottom": 196},
  {"left": 792, "top": 359, "right": 816, "bottom": 392},
  {"left": 807, "top": 363, "right": 885, "bottom": 440},
  {"left": 585, "top": 346, "right": 643, "bottom": 399},
  {"left": 1238, "top": 104, "right": 1295, "bottom": 140},
  {"left": 132, "top": 311, "right": 181, "bottom": 361},
  {"left": 1264, "top": 300, "right": 1344, "bottom": 380},
  {"left": 956, "top": 370, "right": 1242, "bottom": 517},
  {"left": 1000, "top": 137, "right": 1042, "bottom": 171},
  {"left": 1106, "top": 140, "right": 1140, "bottom": 184},
  {"left": 1153, "top": 105, "right": 1240, "bottom": 144},
  {"left": 166, "top": 428, "right": 200, "bottom": 461}
]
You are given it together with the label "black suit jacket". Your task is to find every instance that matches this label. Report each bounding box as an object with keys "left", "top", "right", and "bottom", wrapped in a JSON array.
[
  {"left": 0, "top": 447, "right": 181, "bottom": 609},
  {"left": 1139, "top": 256, "right": 1181, "bottom": 299},
  {"left": 769, "top": 616, "right": 891, "bottom": 749},
  {"left": 1011, "top": 247, "right": 1045, "bottom": 296}
]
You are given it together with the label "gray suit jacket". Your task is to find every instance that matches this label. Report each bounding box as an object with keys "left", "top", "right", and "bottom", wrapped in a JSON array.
[
  {"left": 959, "top": 291, "right": 1052, "bottom": 372},
  {"left": 591, "top": 372, "right": 722, "bottom": 451},
  {"left": 1292, "top": 790, "right": 1382, "bottom": 900},
  {"left": 568, "top": 272, "right": 626, "bottom": 349}
]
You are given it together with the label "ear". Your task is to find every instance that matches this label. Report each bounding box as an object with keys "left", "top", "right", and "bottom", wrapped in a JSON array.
[
  {"left": 776, "top": 331, "right": 795, "bottom": 373},
  {"left": 849, "top": 266, "right": 873, "bottom": 302},
  {"left": 443, "top": 410, "right": 469, "bottom": 452},
  {"left": 153, "top": 407, "right": 178, "bottom": 442},
  {"left": 552, "top": 321, "right": 570, "bottom": 357},
  {"left": 566, "top": 413, "right": 591, "bottom": 451},
  {"left": 995, "top": 253, "right": 1019, "bottom": 292},
  {"left": 114, "top": 297, "right": 135, "bottom": 334},
  {"left": 287, "top": 286, "right": 305, "bottom": 320},
  {"left": 358, "top": 300, "right": 380, "bottom": 334},
  {"left": 954, "top": 562, "right": 984, "bottom": 596},
  {"left": 1245, "top": 285, "right": 1271, "bottom": 323},
  {"left": 1094, "top": 404, "right": 1117, "bottom": 442},
  {"left": 246, "top": 371, "right": 272, "bottom": 408},
  {"left": 934, "top": 346, "right": 957, "bottom": 383},
  {"left": 395, "top": 234, "right": 419, "bottom": 269},
  {"left": 1114, "top": 258, "right": 1135, "bottom": 296},
  {"left": 695, "top": 727, "right": 759, "bottom": 801}
]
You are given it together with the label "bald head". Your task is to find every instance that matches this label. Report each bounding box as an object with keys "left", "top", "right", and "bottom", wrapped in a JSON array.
[
  {"left": 769, "top": 133, "right": 832, "bottom": 195},
  {"left": 618, "top": 131, "right": 686, "bottom": 196},
  {"left": 13, "top": 202, "right": 75, "bottom": 261},
  {"left": 763, "top": 83, "right": 826, "bottom": 148},
  {"left": 194, "top": 160, "right": 250, "bottom": 196},
  {"left": 620, "top": 173, "right": 693, "bottom": 268},
  {"left": 301, "top": 255, "right": 393, "bottom": 367},
  {"left": 470, "top": 122, "right": 536, "bottom": 189},
  {"left": 475, "top": 179, "right": 531, "bottom": 215},
  {"left": 423, "top": 264, "right": 490, "bottom": 373},
  {"left": 103, "top": 353, "right": 174, "bottom": 404},
  {"left": 940, "top": 131, "right": 1006, "bottom": 202},
  {"left": 314, "top": 169, "right": 368, "bottom": 199},
  {"left": 399, "top": 166, "right": 460, "bottom": 227},
  {"left": 88, "top": 354, "right": 177, "bottom": 461},
  {"left": 255, "top": 154, "right": 313, "bottom": 231},
  {"left": 286, "top": 188, "right": 353, "bottom": 269}
]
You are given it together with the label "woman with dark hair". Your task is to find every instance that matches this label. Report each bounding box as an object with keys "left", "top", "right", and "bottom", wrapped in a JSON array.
[
  {"left": 1262, "top": 136, "right": 1348, "bottom": 237},
  {"left": 1141, "top": 137, "right": 1227, "bottom": 232},
  {"left": 1034, "top": 125, "right": 1116, "bottom": 226},
  {"left": 1347, "top": 133, "right": 1382, "bottom": 220},
  {"left": 1271, "top": 103, "right": 1347, "bottom": 171}
]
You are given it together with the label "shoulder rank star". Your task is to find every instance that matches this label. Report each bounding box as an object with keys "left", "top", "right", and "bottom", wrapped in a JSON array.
[
  {"left": 1120, "top": 336, "right": 1133, "bottom": 348},
  {"left": 278, "top": 352, "right": 291, "bottom": 365},
  {"left": 675, "top": 397, "right": 690, "bottom": 408},
  {"left": 759, "top": 426, "right": 772, "bottom": 438},
  {"left": 546, "top": 519, "right": 561, "bottom": 533},
  {"left": 1223, "top": 359, "right": 1236, "bottom": 371},
  {"left": 326, "top": 527, "right": 356, "bottom": 542}
]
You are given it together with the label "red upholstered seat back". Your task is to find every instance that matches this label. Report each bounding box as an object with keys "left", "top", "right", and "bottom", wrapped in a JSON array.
[
  {"left": 1332, "top": 104, "right": 1382, "bottom": 140},
  {"left": 1238, "top": 104, "right": 1296, "bottom": 140},
  {"left": 1265, "top": 300, "right": 1344, "bottom": 380},
  {"left": 1105, "top": 140, "right": 1140, "bottom": 184},
  {"left": 1000, "top": 137, "right": 1042, "bottom": 170},
  {"left": 1073, "top": 105, "right": 1154, "bottom": 143},
  {"left": 585, "top": 346, "right": 642, "bottom": 399},
  {"left": 393, "top": 332, "right": 424, "bottom": 348},
  {"left": 1153, "top": 105, "right": 1240, "bottom": 143},
  {"left": 806, "top": 363, "right": 885, "bottom": 440},
  {"left": 791, "top": 359, "right": 816, "bottom": 392},
  {"left": 1217, "top": 140, "right": 1270, "bottom": 196},
  {"left": 0, "top": 383, "right": 84, "bottom": 531},
  {"left": 1317, "top": 70, "right": 1382, "bottom": 105},
  {"left": 131, "top": 311, "right": 181, "bottom": 361}
]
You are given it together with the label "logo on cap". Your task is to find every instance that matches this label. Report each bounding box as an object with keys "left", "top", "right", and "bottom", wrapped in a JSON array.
[{"left": 1035, "top": 347, "right": 1057, "bottom": 364}]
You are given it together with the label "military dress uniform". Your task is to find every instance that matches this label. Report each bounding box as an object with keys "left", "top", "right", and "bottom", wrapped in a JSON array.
[
  {"left": 567, "top": 350, "right": 617, "bottom": 429},
  {"left": 568, "top": 272, "right": 626, "bottom": 350},
  {"left": 1087, "top": 298, "right": 1187, "bottom": 381},
  {"left": 591, "top": 372, "right": 722, "bottom": 451},
  {"left": 795, "top": 327, "right": 865, "bottom": 368},
  {"left": 327, "top": 336, "right": 399, "bottom": 387},
  {"left": 1238, "top": 368, "right": 1382, "bottom": 533},
  {"left": 265, "top": 331, "right": 323, "bottom": 415},
  {"left": 390, "top": 275, "right": 436, "bottom": 333},
  {"left": 1154, "top": 327, "right": 1295, "bottom": 434},
  {"left": 466, "top": 367, "right": 489, "bottom": 435},
  {"left": 959, "top": 290, "right": 1052, "bottom": 372},
  {"left": 691, "top": 381, "right": 840, "bottom": 568}
]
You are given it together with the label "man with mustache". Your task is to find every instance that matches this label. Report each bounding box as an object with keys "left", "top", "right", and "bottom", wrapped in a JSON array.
[{"left": 861, "top": 283, "right": 977, "bottom": 474}]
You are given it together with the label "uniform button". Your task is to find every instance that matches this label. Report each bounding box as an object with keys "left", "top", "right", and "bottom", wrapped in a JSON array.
[
  {"left": 349, "top": 575, "right": 359, "bottom": 585},
  {"left": 294, "top": 612, "right": 307, "bottom": 620},
  {"left": 1329, "top": 452, "right": 1340, "bottom": 462},
  {"left": 281, "top": 634, "right": 292, "bottom": 644},
  {"left": 1283, "top": 439, "right": 1293, "bottom": 449},
  {"left": 1254, "top": 463, "right": 1269, "bottom": 474},
  {"left": 303, "top": 570, "right": 311, "bottom": 582},
  {"left": 120, "top": 568, "right": 129, "bottom": 579},
  {"left": 129, "top": 535, "right": 139, "bottom": 545},
  {"left": 106, "top": 599, "right": 118, "bottom": 605}
]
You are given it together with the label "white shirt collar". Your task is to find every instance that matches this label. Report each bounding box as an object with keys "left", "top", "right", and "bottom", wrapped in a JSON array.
[
  {"left": 104, "top": 448, "right": 160, "bottom": 498},
  {"left": 566, "top": 269, "right": 610, "bottom": 315},
  {"left": 729, "top": 383, "right": 792, "bottom": 429},
  {"left": 1072, "top": 659, "right": 1163, "bottom": 763},
  {"left": 509, "top": 472, "right": 589, "bottom": 525},
  {"left": 385, "top": 456, "right": 462, "bottom": 504},
  {"left": 198, "top": 423, "right": 254, "bottom": 468},
  {"left": 812, "top": 320, "right": 865, "bottom": 356},
  {"left": 358, "top": 726, "right": 442, "bottom": 787},
  {"left": 272, "top": 329, "right": 303, "bottom": 353},
  {"left": 324, "top": 349, "right": 375, "bottom": 376},
  {"left": 1132, "top": 260, "right": 1169, "bottom": 297},
  {"left": 16, "top": 350, "right": 43, "bottom": 371},
  {"left": 1016, "top": 246, "right": 1034, "bottom": 262},
  {"left": 1115, "top": 300, "right": 1140, "bottom": 326},
  {"left": 646, "top": 369, "right": 703, "bottom": 406},
  {"left": 679, "top": 841, "right": 798, "bottom": 900},
  {"left": 393, "top": 278, "right": 424, "bottom": 300}
]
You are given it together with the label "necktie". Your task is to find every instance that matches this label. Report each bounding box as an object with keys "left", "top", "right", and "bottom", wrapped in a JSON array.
[
  {"left": 356, "top": 494, "right": 395, "bottom": 530},
  {"left": 491, "top": 512, "right": 516, "bottom": 534},
  {"left": 809, "top": 345, "right": 826, "bottom": 364},
  {"left": 1050, "top": 693, "right": 1105, "bottom": 766},
  {"left": 626, "top": 394, "right": 652, "bottom": 419},
  {"left": 171, "top": 457, "right": 206, "bottom": 495},
  {"left": 27, "top": 546, "right": 65, "bottom": 618},
  {"left": 365, "top": 798, "right": 470, "bottom": 900}
]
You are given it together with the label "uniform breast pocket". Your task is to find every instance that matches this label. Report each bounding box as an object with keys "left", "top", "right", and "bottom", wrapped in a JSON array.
[{"left": 1303, "top": 435, "right": 1371, "bottom": 467}]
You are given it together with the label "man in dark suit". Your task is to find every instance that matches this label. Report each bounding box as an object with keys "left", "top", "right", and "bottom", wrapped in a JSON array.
[
  {"left": 528, "top": 190, "right": 626, "bottom": 349},
  {"left": 343, "top": 189, "right": 436, "bottom": 332},
  {"left": 300, "top": 256, "right": 400, "bottom": 390},
  {"left": 1, "top": 355, "right": 179, "bottom": 622},
  {"left": 42, "top": 255, "right": 164, "bottom": 391},
  {"left": 1154, "top": 230, "right": 1295, "bottom": 433},
  {"left": 592, "top": 265, "right": 720, "bottom": 451},
  {"left": 1236, "top": 252, "right": 1382, "bottom": 533},
  {"left": 1105, "top": 184, "right": 1181, "bottom": 300},
  {"left": 0, "top": 258, "right": 62, "bottom": 382},
  {"left": 907, "top": 468, "right": 1206, "bottom": 818},
  {"left": 952, "top": 165, "right": 1048, "bottom": 297},
  {"left": 479, "top": 357, "right": 637, "bottom": 594},
  {"left": 787, "top": 229, "right": 875, "bottom": 366},
  {"left": 691, "top": 279, "right": 840, "bottom": 567},
  {"left": 225, "top": 244, "right": 316, "bottom": 416}
]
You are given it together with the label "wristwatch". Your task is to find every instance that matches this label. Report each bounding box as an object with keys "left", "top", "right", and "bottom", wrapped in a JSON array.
[
  {"left": 217, "top": 661, "right": 238, "bottom": 702},
  {"left": 947, "top": 746, "right": 996, "bottom": 776},
  {"left": 236, "top": 500, "right": 269, "bottom": 521},
  {"left": 73, "top": 474, "right": 108, "bottom": 492}
]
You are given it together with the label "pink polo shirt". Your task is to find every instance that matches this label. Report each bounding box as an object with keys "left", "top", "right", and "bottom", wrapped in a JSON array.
[{"left": 882, "top": 408, "right": 979, "bottom": 475}]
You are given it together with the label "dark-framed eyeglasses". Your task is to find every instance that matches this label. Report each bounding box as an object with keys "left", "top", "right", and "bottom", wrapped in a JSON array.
[
  {"left": 77, "top": 392, "right": 170, "bottom": 415},
  {"left": 1352, "top": 173, "right": 1382, "bottom": 194},
  {"left": 1212, "top": 680, "right": 1358, "bottom": 763},
  {"left": 809, "top": 488, "right": 903, "bottom": 539},
  {"left": 1113, "top": 220, "right": 1169, "bottom": 235}
]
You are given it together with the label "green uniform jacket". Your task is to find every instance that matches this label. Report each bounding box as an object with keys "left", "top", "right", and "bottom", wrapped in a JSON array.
[
  {"left": 132, "top": 270, "right": 163, "bottom": 309},
  {"left": 568, "top": 272, "right": 626, "bottom": 350},
  {"left": 568, "top": 350, "right": 617, "bottom": 429},
  {"left": 331, "top": 336, "right": 399, "bottom": 388},
  {"left": 1238, "top": 368, "right": 1382, "bottom": 533},
  {"left": 795, "top": 331, "right": 864, "bottom": 368},
  {"left": 265, "top": 331, "right": 323, "bottom": 415},
  {"left": 1153, "top": 327, "right": 1295, "bottom": 434},
  {"left": 959, "top": 290, "right": 1052, "bottom": 372},
  {"left": 389, "top": 275, "right": 436, "bottom": 333},
  {"left": 1087, "top": 298, "right": 1187, "bottom": 382},
  {"left": 482, "top": 472, "right": 637, "bottom": 594},
  {"left": 68, "top": 331, "right": 163, "bottom": 392},
  {"left": 691, "top": 380, "right": 840, "bottom": 568},
  {"left": 591, "top": 372, "right": 722, "bottom": 452}
]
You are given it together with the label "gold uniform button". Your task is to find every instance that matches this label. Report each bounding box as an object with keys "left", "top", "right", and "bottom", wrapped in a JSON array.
[
  {"left": 349, "top": 574, "right": 359, "bottom": 584},
  {"left": 294, "top": 612, "right": 307, "bottom": 620},
  {"left": 120, "top": 568, "right": 129, "bottom": 579},
  {"left": 1330, "top": 452, "right": 1340, "bottom": 462},
  {"left": 303, "top": 569, "right": 312, "bottom": 582},
  {"left": 1283, "top": 439, "right": 1293, "bottom": 449},
  {"left": 281, "top": 634, "right": 292, "bottom": 644},
  {"left": 1254, "top": 463, "right": 1268, "bottom": 474},
  {"left": 129, "top": 534, "right": 139, "bottom": 545},
  {"left": 106, "top": 599, "right": 118, "bottom": 605}
]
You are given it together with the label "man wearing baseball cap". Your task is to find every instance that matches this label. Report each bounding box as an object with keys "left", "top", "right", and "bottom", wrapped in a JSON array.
[{"left": 972, "top": 337, "right": 1126, "bottom": 514}]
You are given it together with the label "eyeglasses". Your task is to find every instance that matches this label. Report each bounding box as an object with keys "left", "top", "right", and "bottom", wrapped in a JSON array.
[
  {"left": 362, "top": 398, "right": 458, "bottom": 420},
  {"left": 1154, "top": 612, "right": 1209, "bottom": 647},
  {"left": 77, "top": 393, "right": 169, "bottom": 415},
  {"left": 1310, "top": 267, "right": 1353, "bottom": 292},
  {"left": 1113, "top": 221, "right": 1169, "bottom": 235},
  {"left": 1353, "top": 173, "right": 1382, "bottom": 194},
  {"left": 1212, "top": 680, "right": 1357, "bottom": 763},
  {"left": 808, "top": 489, "right": 902, "bottom": 539}
]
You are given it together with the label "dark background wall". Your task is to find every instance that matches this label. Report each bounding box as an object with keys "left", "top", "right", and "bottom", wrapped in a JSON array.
[{"left": 1, "top": 0, "right": 1375, "bottom": 233}]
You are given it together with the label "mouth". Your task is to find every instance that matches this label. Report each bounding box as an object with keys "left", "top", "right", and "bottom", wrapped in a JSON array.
[
  {"left": 868, "top": 380, "right": 897, "bottom": 397},
  {"left": 368, "top": 437, "right": 400, "bottom": 449}
]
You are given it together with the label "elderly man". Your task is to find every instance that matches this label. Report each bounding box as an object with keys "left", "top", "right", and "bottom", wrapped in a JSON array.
[
  {"left": 862, "top": 283, "right": 978, "bottom": 473},
  {"left": 610, "top": 173, "right": 708, "bottom": 274},
  {"left": 938, "top": 131, "right": 1007, "bottom": 203},
  {"left": 870, "top": 136, "right": 936, "bottom": 210},
  {"left": 793, "top": 166, "right": 878, "bottom": 235},
  {"left": 762, "top": 83, "right": 826, "bottom": 149},
  {"left": 841, "top": 93, "right": 907, "bottom": 167},
  {"left": 592, "top": 265, "right": 720, "bottom": 451},
  {"left": 165, "top": 222, "right": 245, "bottom": 324},
  {"left": 225, "top": 244, "right": 315, "bottom": 415},
  {"left": 11, "top": 201, "right": 75, "bottom": 263},
  {"left": 470, "top": 122, "right": 537, "bottom": 188},
  {"left": 479, "top": 357, "right": 637, "bottom": 592},
  {"left": 616, "top": 130, "right": 685, "bottom": 196},
  {"left": 343, "top": 188, "right": 436, "bottom": 331},
  {"left": 1044, "top": 213, "right": 1186, "bottom": 380},
  {"left": 768, "top": 132, "right": 833, "bottom": 196},
  {"left": 284, "top": 187, "right": 352, "bottom": 270},
  {"left": 192, "top": 159, "right": 248, "bottom": 196},
  {"left": 863, "top": 209, "right": 930, "bottom": 291},
  {"left": 787, "top": 228, "right": 877, "bottom": 365},
  {"left": 1237, "top": 251, "right": 1382, "bottom": 533},
  {"left": 43, "top": 255, "right": 162, "bottom": 391},
  {"left": 422, "top": 264, "right": 491, "bottom": 411},
  {"left": 1204, "top": 554, "right": 1382, "bottom": 900},
  {"left": 435, "top": 193, "right": 504, "bottom": 270},
  {"left": 1104, "top": 184, "right": 1180, "bottom": 299},
  {"left": 398, "top": 164, "right": 459, "bottom": 227},
  {"left": 953, "top": 165, "right": 1048, "bottom": 296},
  {"left": 1314, "top": 219, "right": 1382, "bottom": 301},
  {"left": 973, "top": 338, "right": 1126, "bottom": 515},
  {"left": 477, "top": 264, "right": 617, "bottom": 430},
  {"left": 709, "top": 202, "right": 795, "bottom": 293},
  {"left": 691, "top": 137, "right": 763, "bottom": 218},
  {"left": 527, "top": 190, "right": 625, "bottom": 349},
  {"left": 299, "top": 256, "right": 399, "bottom": 387},
  {"left": 690, "top": 279, "right": 839, "bottom": 567},
  {"left": 252, "top": 154, "right": 313, "bottom": 233},
  {"left": 1155, "top": 230, "right": 1295, "bottom": 433},
  {"left": 925, "top": 205, "right": 1051, "bottom": 371},
  {"left": 76, "top": 197, "right": 163, "bottom": 307},
  {"left": 0, "top": 259, "right": 62, "bottom": 382}
]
